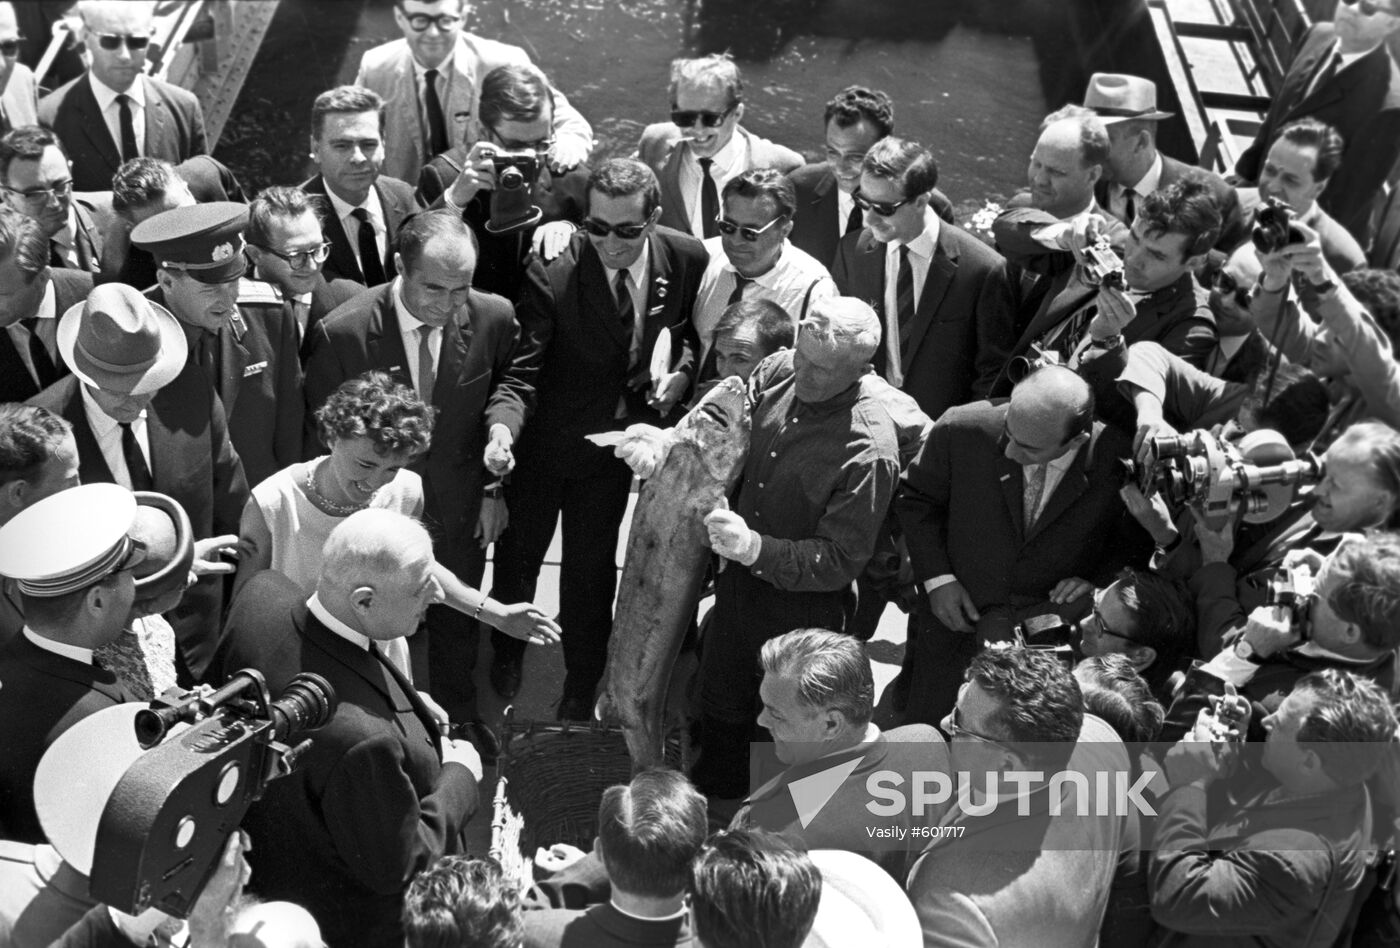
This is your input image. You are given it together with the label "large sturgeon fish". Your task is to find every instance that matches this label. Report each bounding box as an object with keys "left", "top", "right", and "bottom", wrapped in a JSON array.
[{"left": 598, "top": 377, "right": 751, "bottom": 770}]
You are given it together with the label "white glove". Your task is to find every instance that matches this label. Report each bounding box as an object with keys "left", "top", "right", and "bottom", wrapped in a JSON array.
[{"left": 704, "top": 500, "right": 761, "bottom": 566}]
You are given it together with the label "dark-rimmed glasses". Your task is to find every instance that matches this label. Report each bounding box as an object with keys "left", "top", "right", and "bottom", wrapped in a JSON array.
[
  {"left": 253, "top": 242, "right": 332, "bottom": 270},
  {"left": 1, "top": 179, "right": 72, "bottom": 204},
  {"left": 0, "top": 37, "right": 25, "bottom": 57},
  {"left": 715, "top": 214, "right": 787, "bottom": 243},
  {"left": 1086, "top": 587, "right": 1137, "bottom": 645},
  {"left": 94, "top": 33, "right": 151, "bottom": 51},
  {"left": 582, "top": 218, "right": 649, "bottom": 240},
  {"left": 942, "top": 705, "right": 1013, "bottom": 750},
  {"left": 670, "top": 106, "right": 734, "bottom": 129},
  {"left": 853, "top": 188, "right": 914, "bottom": 217},
  {"left": 399, "top": 10, "right": 463, "bottom": 31},
  {"left": 1210, "top": 268, "right": 1253, "bottom": 310},
  {"left": 485, "top": 126, "right": 554, "bottom": 155}
]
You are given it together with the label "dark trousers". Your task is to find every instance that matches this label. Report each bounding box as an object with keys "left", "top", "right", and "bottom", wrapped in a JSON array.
[
  {"left": 489, "top": 456, "right": 633, "bottom": 699},
  {"left": 411, "top": 518, "right": 486, "bottom": 722},
  {"left": 692, "top": 565, "right": 849, "bottom": 799}
]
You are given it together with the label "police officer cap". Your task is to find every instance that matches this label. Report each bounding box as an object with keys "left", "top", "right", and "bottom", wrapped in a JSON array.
[
  {"left": 129, "top": 202, "right": 249, "bottom": 285},
  {"left": 0, "top": 484, "right": 145, "bottom": 597}
]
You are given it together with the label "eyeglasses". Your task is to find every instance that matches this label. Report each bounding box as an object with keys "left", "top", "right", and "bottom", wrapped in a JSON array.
[
  {"left": 942, "top": 705, "right": 1012, "bottom": 750},
  {"left": 582, "top": 218, "right": 649, "bottom": 240},
  {"left": 1, "top": 179, "right": 72, "bottom": 204},
  {"left": 1087, "top": 588, "right": 1136, "bottom": 644},
  {"left": 714, "top": 214, "right": 787, "bottom": 242},
  {"left": 852, "top": 188, "right": 915, "bottom": 217},
  {"left": 486, "top": 127, "right": 554, "bottom": 154},
  {"left": 399, "top": 10, "right": 463, "bottom": 31},
  {"left": 1210, "top": 268, "right": 1253, "bottom": 310},
  {"left": 1341, "top": 0, "right": 1398, "bottom": 15},
  {"left": 0, "top": 37, "right": 25, "bottom": 58},
  {"left": 94, "top": 33, "right": 151, "bottom": 51},
  {"left": 253, "top": 241, "right": 331, "bottom": 269},
  {"left": 670, "top": 106, "right": 734, "bottom": 129}
]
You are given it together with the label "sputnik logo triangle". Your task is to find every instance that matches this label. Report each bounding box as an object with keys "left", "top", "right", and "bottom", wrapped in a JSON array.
[{"left": 787, "top": 756, "right": 863, "bottom": 829}]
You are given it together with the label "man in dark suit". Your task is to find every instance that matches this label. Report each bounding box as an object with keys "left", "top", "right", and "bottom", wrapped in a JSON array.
[
  {"left": 213, "top": 512, "right": 481, "bottom": 948},
  {"left": 36, "top": 1, "right": 207, "bottom": 192},
  {"left": 489, "top": 158, "right": 706, "bottom": 715},
  {"left": 895, "top": 365, "right": 1149, "bottom": 725},
  {"left": 0, "top": 206, "right": 88, "bottom": 403},
  {"left": 131, "top": 202, "right": 303, "bottom": 488},
  {"left": 1234, "top": 1, "right": 1400, "bottom": 245},
  {"left": 30, "top": 282, "right": 248, "bottom": 683},
  {"left": 244, "top": 184, "right": 364, "bottom": 354},
  {"left": 1084, "top": 73, "right": 1247, "bottom": 252},
  {"left": 990, "top": 177, "right": 1221, "bottom": 396},
  {"left": 0, "top": 126, "right": 105, "bottom": 273},
  {"left": 520, "top": 769, "right": 706, "bottom": 948},
  {"left": 787, "top": 86, "right": 954, "bottom": 269},
  {"left": 0, "top": 481, "right": 143, "bottom": 843},
  {"left": 1202, "top": 244, "right": 1272, "bottom": 382},
  {"left": 301, "top": 85, "right": 418, "bottom": 287},
  {"left": 831, "top": 137, "right": 1016, "bottom": 419},
  {"left": 303, "top": 209, "right": 530, "bottom": 756},
  {"left": 637, "top": 54, "right": 802, "bottom": 239}
]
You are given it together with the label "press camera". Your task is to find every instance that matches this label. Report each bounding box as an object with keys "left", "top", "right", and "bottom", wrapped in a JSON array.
[
  {"left": 1082, "top": 235, "right": 1125, "bottom": 290},
  {"left": 89, "top": 670, "right": 337, "bottom": 917},
  {"left": 1125, "top": 428, "right": 1324, "bottom": 531},
  {"left": 1251, "top": 197, "right": 1307, "bottom": 255},
  {"left": 1012, "top": 614, "right": 1079, "bottom": 666},
  {"left": 484, "top": 147, "right": 545, "bottom": 234},
  {"left": 1266, "top": 562, "right": 1317, "bottom": 630}
]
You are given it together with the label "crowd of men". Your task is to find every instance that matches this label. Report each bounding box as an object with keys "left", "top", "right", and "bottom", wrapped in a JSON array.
[{"left": 4, "top": 0, "right": 1400, "bottom": 944}]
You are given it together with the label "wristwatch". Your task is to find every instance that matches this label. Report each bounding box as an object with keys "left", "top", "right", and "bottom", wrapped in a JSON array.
[
  {"left": 1234, "top": 639, "right": 1264, "bottom": 664},
  {"left": 482, "top": 482, "right": 503, "bottom": 501}
]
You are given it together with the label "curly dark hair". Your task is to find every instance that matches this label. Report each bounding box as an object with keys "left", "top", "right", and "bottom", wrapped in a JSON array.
[
  {"left": 314, "top": 370, "right": 435, "bottom": 456},
  {"left": 402, "top": 856, "right": 522, "bottom": 948},
  {"left": 967, "top": 645, "right": 1084, "bottom": 769}
]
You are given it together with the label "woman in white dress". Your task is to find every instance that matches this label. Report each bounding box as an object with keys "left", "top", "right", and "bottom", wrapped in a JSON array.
[{"left": 234, "top": 372, "right": 559, "bottom": 671}]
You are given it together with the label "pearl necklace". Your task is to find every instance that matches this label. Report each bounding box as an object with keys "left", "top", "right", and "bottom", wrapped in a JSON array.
[{"left": 303, "top": 462, "right": 371, "bottom": 517}]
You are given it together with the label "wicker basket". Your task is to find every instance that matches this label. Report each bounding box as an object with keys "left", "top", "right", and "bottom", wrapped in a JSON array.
[{"left": 489, "top": 707, "right": 689, "bottom": 892}]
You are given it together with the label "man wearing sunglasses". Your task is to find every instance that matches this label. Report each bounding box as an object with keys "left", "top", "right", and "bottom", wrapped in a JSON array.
[
  {"left": 355, "top": 0, "right": 592, "bottom": 187},
  {"left": 1234, "top": 0, "right": 1400, "bottom": 245},
  {"left": 38, "top": 0, "right": 207, "bottom": 193},
  {"left": 0, "top": 3, "right": 38, "bottom": 135},
  {"left": 0, "top": 206, "right": 88, "bottom": 403},
  {"left": 0, "top": 126, "right": 105, "bottom": 275},
  {"left": 489, "top": 158, "right": 705, "bottom": 715},
  {"left": 1201, "top": 245, "right": 1272, "bottom": 382},
  {"left": 638, "top": 54, "right": 802, "bottom": 240},
  {"left": 831, "top": 136, "right": 1016, "bottom": 420},
  {"left": 692, "top": 169, "right": 835, "bottom": 373},
  {"left": 131, "top": 202, "right": 303, "bottom": 490}
]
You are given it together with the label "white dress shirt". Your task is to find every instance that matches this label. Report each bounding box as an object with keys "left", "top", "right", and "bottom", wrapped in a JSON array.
[
  {"left": 307, "top": 593, "right": 413, "bottom": 680},
  {"left": 836, "top": 188, "right": 857, "bottom": 239},
  {"left": 324, "top": 183, "right": 387, "bottom": 279},
  {"left": 693, "top": 238, "right": 837, "bottom": 364},
  {"left": 89, "top": 73, "right": 145, "bottom": 159},
  {"left": 80, "top": 384, "right": 150, "bottom": 490},
  {"left": 1111, "top": 152, "right": 1163, "bottom": 223},
  {"left": 604, "top": 242, "right": 651, "bottom": 366},
  {"left": 393, "top": 278, "right": 442, "bottom": 399},
  {"left": 880, "top": 207, "right": 941, "bottom": 387},
  {"left": 679, "top": 133, "right": 749, "bottom": 238},
  {"left": 24, "top": 627, "right": 94, "bottom": 665},
  {"left": 5, "top": 279, "right": 57, "bottom": 387},
  {"left": 411, "top": 53, "right": 456, "bottom": 142}
]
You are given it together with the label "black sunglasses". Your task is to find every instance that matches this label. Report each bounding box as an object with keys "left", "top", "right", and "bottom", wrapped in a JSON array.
[
  {"left": 95, "top": 32, "right": 151, "bottom": 51},
  {"left": 0, "top": 37, "right": 25, "bottom": 57},
  {"left": 1211, "top": 268, "right": 1253, "bottom": 310},
  {"left": 852, "top": 188, "right": 914, "bottom": 217},
  {"left": 714, "top": 214, "right": 787, "bottom": 243},
  {"left": 583, "top": 218, "right": 649, "bottom": 240},
  {"left": 1341, "top": 0, "right": 1397, "bottom": 14},
  {"left": 670, "top": 106, "right": 734, "bottom": 129}
]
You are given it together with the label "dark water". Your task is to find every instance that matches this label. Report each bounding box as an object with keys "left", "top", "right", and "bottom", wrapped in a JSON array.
[{"left": 219, "top": 0, "right": 1157, "bottom": 217}]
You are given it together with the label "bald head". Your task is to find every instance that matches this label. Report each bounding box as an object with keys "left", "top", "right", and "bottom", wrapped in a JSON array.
[
  {"left": 229, "top": 901, "right": 323, "bottom": 948},
  {"left": 805, "top": 296, "right": 881, "bottom": 363},
  {"left": 319, "top": 508, "right": 433, "bottom": 594},
  {"left": 1029, "top": 107, "right": 1108, "bottom": 219},
  {"left": 1004, "top": 366, "right": 1094, "bottom": 465},
  {"left": 792, "top": 296, "right": 880, "bottom": 403}
]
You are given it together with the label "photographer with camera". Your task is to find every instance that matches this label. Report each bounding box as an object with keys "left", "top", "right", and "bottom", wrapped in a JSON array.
[
  {"left": 1074, "top": 567, "right": 1196, "bottom": 701},
  {"left": 422, "top": 64, "right": 590, "bottom": 300},
  {"left": 1151, "top": 669, "right": 1396, "bottom": 947}
]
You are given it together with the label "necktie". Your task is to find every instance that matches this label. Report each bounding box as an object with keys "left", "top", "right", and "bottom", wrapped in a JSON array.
[
  {"left": 699, "top": 157, "right": 720, "bottom": 239},
  {"left": 423, "top": 68, "right": 449, "bottom": 158},
  {"left": 19, "top": 318, "right": 58, "bottom": 388},
  {"left": 1123, "top": 188, "right": 1137, "bottom": 226},
  {"left": 287, "top": 299, "right": 311, "bottom": 341},
  {"left": 416, "top": 324, "right": 437, "bottom": 403},
  {"left": 895, "top": 246, "right": 916, "bottom": 332},
  {"left": 0, "top": 101, "right": 9, "bottom": 136},
  {"left": 615, "top": 268, "right": 636, "bottom": 360},
  {"left": 116, "top": 93, "right": 138, "bottom": 161},
  {"left": 119, "top": 422, "right": 154, "bottom": 491},
  {"left": 845, "top": 201, "right": 863, "bottom": 236},
  {"left": 727, "top": 273, "right": 751, "bottom": 307},
  {"left": 351, "top": 208, "right": 387, "bottom": 285},
  {"left": 1023, "top": 463, "right": 1047, "bottom": 529}
]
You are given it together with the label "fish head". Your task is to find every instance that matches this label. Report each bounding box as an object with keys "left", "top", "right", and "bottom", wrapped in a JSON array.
[{"left": 673, "top": 375, "right": 751, "bottom": 484}]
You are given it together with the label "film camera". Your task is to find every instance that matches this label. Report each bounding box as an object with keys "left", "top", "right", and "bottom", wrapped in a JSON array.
[
  {"left": 1266, "top": 562, "right": 1318, "bottom": 630},
  {"left": 86, "top": 670, "right": 337, "bottom": 916},
  {"left": 1083, "top": 235, "right": 1125, "bottom": 290},
  {"left": 1251, "top": 197, "right": 1306, "bottom": 255},
  {"left": 1012, "top": 614, "right": 1080, "bottom": 666},
  {"left": 1125, "top": 428, "right": 1324, "bottom": 531},
  {"left": 484, "top": 147, "right": 545, "bottom": 234}
]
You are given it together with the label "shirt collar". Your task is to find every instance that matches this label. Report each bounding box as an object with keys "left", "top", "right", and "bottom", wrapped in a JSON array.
[
  {"left": 1217, "top": 333, "right": 1250, "bottom": 361},
  {"left": 24, "top": 627, "right": 94, "bottom": 665},
  {"left": 608, "top": 900, "right": 689, "bottom": 922},
  {"left": 686, "top": 129, "right": 744, "bottom": 175},
  {"left": 888, "top": 206, "right": 941, "bottom": 258},
  {"left": 307, "top": 593, "right": 372, "bottom": 651},
  {"left": 33, "top": 279, "right": 57, "bottom": 321},
  {"left": 411, "top": 49, "right": 455, "bottom": 81},
  {"left": 603, "top": 241, "right": 650, "bottom": 290},
  {"left": 89, "top": 72, "right": 144, "bottom": 110},
  {"left": 721, "top": 242, "right": 791, "bottom": 288},
  {"left": 1126, "top": 152, "right": 1163, "bottom": 197},
  {"left": 79, "top": 383, "right": 146, "bottom": 435},
  {"left": 1034, "top": 444, "right": 1082, "bottom": 476},
  {"left": 324, "top": 181, "right": 383, "bottom": 224}
]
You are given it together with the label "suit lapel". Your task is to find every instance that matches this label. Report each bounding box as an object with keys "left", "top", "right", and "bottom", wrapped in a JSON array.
[
  {"left": 639, "top": 231, "right": 675, "bottom": 359},
  {"left": 1024, "top": 439, "right": 1093, "bottom": 544},
  {"left": 1283, "top": 39, "right": 1338, "bottom": 120},
  {"left": 59, "top": 380, "right": 117, "bottom": 484},
  {"left": 660, "top": 141, "right": 689, "bottom": 231},
  {"left": 902, "top": 236, "right": 957, "bottom": 374},
  {"left": 369, "top": 287, "right": 413, "bottom": 388},
  {"left": 141, "top": 77, "right": 171, "bottom": 160},
  {"left": 376, "top": 182, "right": 405, "bottom": 280},
  {"left": 73, "top": 79, "right": 121, "bottom": 176},
  {"left": 19, "top": 636, "right": 126, "bottom": 699},
  {"left": 581, "top": 240, "right": 629, "bottom": 351},
  {"left": 307, "top": 176, "right": 363, "bottom": 283},
  {"left": 217, "top": 315, "right": 251, "bottom": 414},
  {"left": 996, "top": 446, "right": 1026, "bottom": 542},
  {"left": 434, "top": 305, "right": 472, "bottom": 406},
  {"left": 71, "top": 202, "right": 101, "bottom": 271}
]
